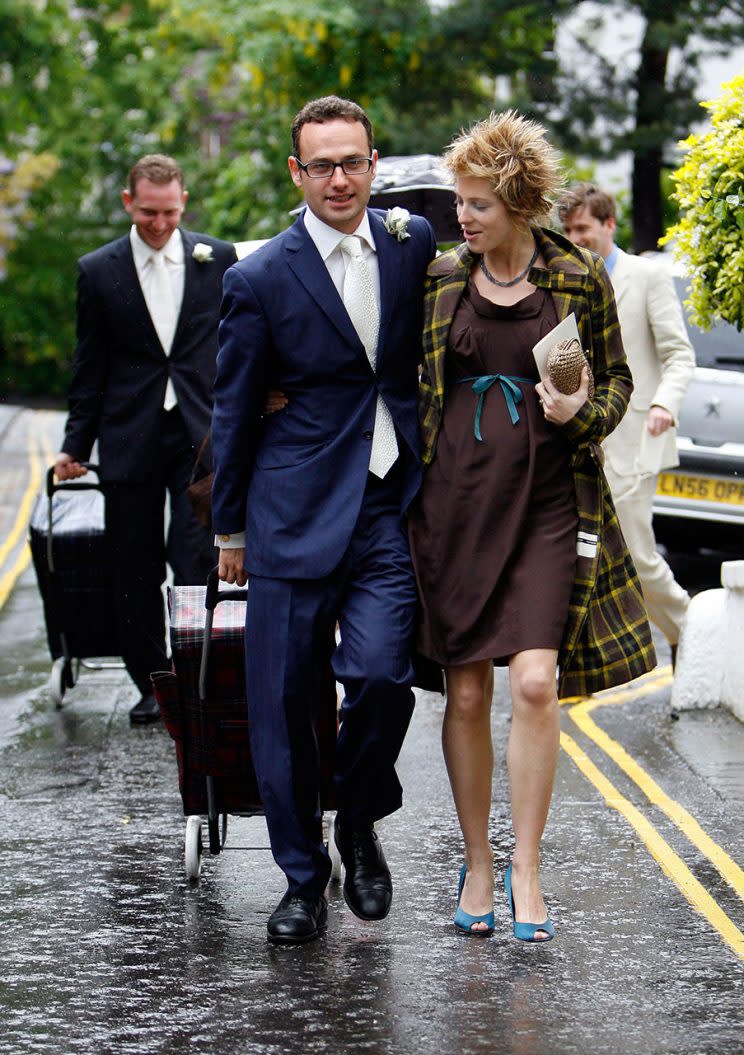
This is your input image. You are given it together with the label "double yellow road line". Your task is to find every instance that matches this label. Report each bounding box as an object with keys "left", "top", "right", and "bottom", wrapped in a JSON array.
[
  {"left": 0, "top": 422, "right": 52, "bottom": 611},
  {"left": 561, "top": 673, "right": 744, "bottom": 960}
]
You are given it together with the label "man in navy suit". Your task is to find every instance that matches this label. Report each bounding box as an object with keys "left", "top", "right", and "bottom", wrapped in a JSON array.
[
  {"left": 54, "top": 154, "right": 237, "bottom": 724},
  {"left": 213, "top": 97, "right": 436, "bottom": 943}
]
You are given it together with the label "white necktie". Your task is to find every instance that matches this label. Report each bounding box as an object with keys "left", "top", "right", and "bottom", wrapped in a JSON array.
[
  {"left": 340, "top": 235, "right": 398, "bottom": 478},
  {"left": 148, "top": 252, "right": 178, "bottom": 410}
]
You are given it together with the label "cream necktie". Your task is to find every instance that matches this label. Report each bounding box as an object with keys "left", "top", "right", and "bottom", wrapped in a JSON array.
[
  {"left": 148, "top": 251, "right": 178, "bottom": 410},
  {"left": 340, "top": 235, "right": 398, "bottom": 478}
]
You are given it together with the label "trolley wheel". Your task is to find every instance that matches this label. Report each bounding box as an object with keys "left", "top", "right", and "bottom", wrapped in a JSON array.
[
  {"left": 327, "top": 812, "right": 343, "bottom": 883},
  {"left": 49, "top": 657, "right": 66, "bottom": 709},
  {"left": 206, "top": 813, "right": 228, "bottom": 854},
  {"left": 184, "top": 816, "right": 203, "bottom": 881},
  {"left": 208, "top": 812, "right": 228, "bottom": 855},
  {"left": 65, "top": 658, "right": 79, "bottom": 690}
]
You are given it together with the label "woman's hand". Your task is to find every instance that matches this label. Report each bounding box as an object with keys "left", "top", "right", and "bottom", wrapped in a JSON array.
[
  {"left": 264, "top": 390, "right": 287, "bottom": 415},
  {"left": 536, "top": 365, "right": 590, "bottom": 425}
]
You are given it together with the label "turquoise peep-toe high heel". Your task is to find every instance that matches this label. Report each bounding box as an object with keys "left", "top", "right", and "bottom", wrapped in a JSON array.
[
  {"left": 454, "top": 863, "right": 495, "bottom": 936},
  {"left": 504, "top": 862, "right": 555, "bottom": 942}
]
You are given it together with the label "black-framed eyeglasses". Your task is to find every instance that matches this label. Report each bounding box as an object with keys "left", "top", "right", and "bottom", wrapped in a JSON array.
[{"left": 292, "top": 156, "right": 374, "bottom": 179}]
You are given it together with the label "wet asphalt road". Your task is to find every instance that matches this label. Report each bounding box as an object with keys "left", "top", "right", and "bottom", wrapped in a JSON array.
[{"left": 0, "top": 406, "right": 742, "bottom": 1055}]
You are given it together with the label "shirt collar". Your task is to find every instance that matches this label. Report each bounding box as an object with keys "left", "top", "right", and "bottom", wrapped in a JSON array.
[
  {"left": 604, "top": 243, "right": 620, "bottom": 276},
  {"left": 302, "top": 207, "right": 376, "bottom": 261},
  {"left": 130, "top": 226, "right": 184, "bottom": 267}
]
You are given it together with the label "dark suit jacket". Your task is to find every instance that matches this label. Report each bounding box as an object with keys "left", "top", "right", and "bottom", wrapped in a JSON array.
[
  {"left": 61, "top": 228, "right": 237, "bottom": 482},
  {"left": 211, "top": 208, "right": 437, "bottom": 579}
]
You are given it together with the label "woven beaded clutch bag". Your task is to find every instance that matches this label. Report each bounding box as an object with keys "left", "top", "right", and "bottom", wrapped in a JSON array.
[{"left": 547, "top": 337, "right": 594, "bottom": 399}]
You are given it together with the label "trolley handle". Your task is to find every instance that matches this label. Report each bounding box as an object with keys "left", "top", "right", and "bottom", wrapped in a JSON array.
[
  {"left": 204, "top": 565, "right": 248, "bottom": 610},
  {"left": 47, "top": 462, "right": 102, "bottom": 497},
  {"left": 198, "top": 566, "right": 247, "bottom": 707}
]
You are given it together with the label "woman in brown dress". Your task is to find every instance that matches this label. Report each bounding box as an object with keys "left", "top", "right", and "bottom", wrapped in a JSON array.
[{"left": 409, "top": 111, "right": 641, "bottom": 941}]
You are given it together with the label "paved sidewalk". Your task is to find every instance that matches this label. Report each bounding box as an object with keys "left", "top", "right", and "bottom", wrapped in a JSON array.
[{"left": 0, "top": 403, "right": 742, "bottom": 1055}]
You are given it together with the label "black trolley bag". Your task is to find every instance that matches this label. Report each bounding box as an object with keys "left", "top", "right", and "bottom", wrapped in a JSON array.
[
  {"left": 29, "top": 464, "right": 122, "bottom": 706},
  {"left": 151, "top": 568, "right": 340, "bottom": 882}
]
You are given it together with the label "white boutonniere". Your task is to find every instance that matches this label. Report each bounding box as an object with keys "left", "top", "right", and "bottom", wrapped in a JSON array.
[
  {"left": 192, "top": 242, "right": 214, "bottom": 263},
  {"left": 383, "top": 207, "right": 411, "bottom": 242}
]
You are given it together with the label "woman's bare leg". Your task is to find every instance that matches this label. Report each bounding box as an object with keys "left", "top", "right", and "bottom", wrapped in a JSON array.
[
  {"left": 442, "top": 659, "right": 494, "bottom": 930},
  {"left": 506, "top": 648, "right": 560, "bottom": 940}
]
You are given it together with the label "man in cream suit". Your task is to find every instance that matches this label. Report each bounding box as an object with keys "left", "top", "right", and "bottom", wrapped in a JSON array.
[{"left": 559, "top": 183, "right": 695, "bottom": 664}]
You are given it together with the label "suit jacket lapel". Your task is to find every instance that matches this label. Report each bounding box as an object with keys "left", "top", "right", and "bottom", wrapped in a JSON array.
[
  {"left": 369, "top": 210, "right": 400, "bottom": 366},
  {"left": 424, "top": 245, "right": 470, "bottom": 395},
  {"left": 418, "top": 244, "right": 471, "bottom": 466},
  {"left": 284, "top": 216, "right": 360, "bottom": 347},
  {"left": 172, "top": 228, "right": 196, "bottom": 353},
  {"left": 608, "top": 248, "right": 631, "bottom": 308},
  {"left": 531, "top": 229, "right": 594, "bottom": 341},
  {"left": 109, "top": 237, "right": 164, "bottom": 356}
]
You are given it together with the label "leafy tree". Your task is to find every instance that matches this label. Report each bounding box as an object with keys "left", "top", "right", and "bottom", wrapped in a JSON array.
[
  {"left": 0, "top": 0, "right": 201, "bottom": 398},
  {"left": 0, "top": 153, "right": 59, "bottom": 281},
  {"left": 663, "top": 76, "right": 744, "bottom": 330},
  {"left": 0, "top": 0, "right": 579, "bottom": 396},
  {"left": 547, "top": 0, "right": 744, "bottom": 253},
  {"left": 157, "top": 0, "right": 478, "bottom": 238},
  {"left": 157, "top": 0, "right": 565, "bottom": 239}
]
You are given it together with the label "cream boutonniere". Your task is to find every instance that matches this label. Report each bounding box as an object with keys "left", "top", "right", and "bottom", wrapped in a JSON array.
[
  {"left": 192, "top": 242, "right": 214, "bottom": 263},
  {"left": 383, "top": 207, "right": 411, "bottom": 242}
]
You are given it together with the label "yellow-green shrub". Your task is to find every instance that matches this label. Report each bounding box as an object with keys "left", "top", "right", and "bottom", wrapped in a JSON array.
[{"left": 664, "top": 75, "right": 744, "bottom": 331}]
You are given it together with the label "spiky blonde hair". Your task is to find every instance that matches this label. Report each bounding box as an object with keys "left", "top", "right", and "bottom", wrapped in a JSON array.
[{"left": 444, "top": 110, "right": 563, "bottom": 227}]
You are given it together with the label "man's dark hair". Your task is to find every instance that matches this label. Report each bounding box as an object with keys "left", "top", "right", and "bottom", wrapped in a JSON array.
[
  {"left": 128, "top": 154, "right": 184, "bottom": 197},
  {"left": 291, "top": 96, "right": 374, "bottom": 158},
  {"left": 557, "top": 182, "right": 616, "bottom": 224}
]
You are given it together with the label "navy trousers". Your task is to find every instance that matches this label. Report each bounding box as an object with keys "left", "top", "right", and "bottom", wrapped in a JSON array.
[
  {"left": 245, "top": 469, "right": 418, "bottom": 898},
  {"left": 105, "top": 408, "right": 215, "bottom": 694}
]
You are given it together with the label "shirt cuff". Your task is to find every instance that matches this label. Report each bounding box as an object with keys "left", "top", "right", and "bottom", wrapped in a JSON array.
[{"left": 214, "top": 531, "right": 246, "bottom": 548}]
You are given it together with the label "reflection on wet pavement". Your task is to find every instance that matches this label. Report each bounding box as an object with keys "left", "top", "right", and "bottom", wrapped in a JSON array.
[{"left": 1, "top": 571, "right": 742, "bottom": 1055}]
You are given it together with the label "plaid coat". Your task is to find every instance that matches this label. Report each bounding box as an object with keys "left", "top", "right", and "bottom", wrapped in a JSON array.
[{"left": 417, "top": 228, "right": 656, "bottom": 697}]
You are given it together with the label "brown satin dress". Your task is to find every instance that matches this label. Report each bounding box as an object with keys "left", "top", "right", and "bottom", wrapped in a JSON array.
[{"left": 409, "top": 280, "right": 578, "bottom": 667}]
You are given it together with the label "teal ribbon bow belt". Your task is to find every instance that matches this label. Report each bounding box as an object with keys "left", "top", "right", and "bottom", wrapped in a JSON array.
[{"left": 455, "top": 373, "right": 536, "bottom": 440}]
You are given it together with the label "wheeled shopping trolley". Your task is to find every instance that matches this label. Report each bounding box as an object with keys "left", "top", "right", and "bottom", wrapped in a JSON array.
[
  {"left": 29, "top": 464, "right": 123, "bottom": 707},
  {"left": 152, "top": 568, "right": 341, "bottom": 881}
]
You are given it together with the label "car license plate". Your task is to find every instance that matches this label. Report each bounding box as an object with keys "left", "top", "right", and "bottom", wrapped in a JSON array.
[{"left": 656, "top": 471, "right": 744, "bottom": 506}]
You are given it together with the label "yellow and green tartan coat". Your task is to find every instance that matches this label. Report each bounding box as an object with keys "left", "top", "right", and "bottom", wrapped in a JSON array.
[{"left": 417, "top": 228, "right": 656, "bottom": 698}]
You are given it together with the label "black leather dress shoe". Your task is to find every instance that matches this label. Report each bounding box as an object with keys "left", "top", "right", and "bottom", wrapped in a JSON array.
[
  {"left": 267, "top": 890, "right": 328, "bottom": 945},
  {"left": 335, "top": 820, "right": 392, "bottom": 921},
  {"left": 129, "top": 693, "right": 161, "bottom": 725}
]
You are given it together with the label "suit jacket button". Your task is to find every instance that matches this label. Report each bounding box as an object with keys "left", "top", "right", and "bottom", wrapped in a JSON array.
[{"left": 363, "top": 430, "right": 373, "bottom": 441}]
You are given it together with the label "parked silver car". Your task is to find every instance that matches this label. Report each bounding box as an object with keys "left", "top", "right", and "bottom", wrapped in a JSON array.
[{"left": 652, "top": 279, "right": 744, "bottom": 556}]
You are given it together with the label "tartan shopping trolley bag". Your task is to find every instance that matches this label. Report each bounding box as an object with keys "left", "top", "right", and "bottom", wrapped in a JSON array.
[
  {"left": 151, "top": 568, "right": 340, "bottom": 881},
  {"left": 29, "top": 464, "right": 123, "bottom": 707}
]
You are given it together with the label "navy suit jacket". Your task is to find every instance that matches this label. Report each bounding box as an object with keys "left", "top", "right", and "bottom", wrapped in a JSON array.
[
  {"left": 211, "top": 208, "right": 437, "bottom": 579},
  {"left": 61, "top": 229, "right": 237, "bottom": 481}
]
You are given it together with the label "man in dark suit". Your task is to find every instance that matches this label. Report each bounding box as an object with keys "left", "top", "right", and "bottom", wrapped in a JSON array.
[
  {"left": 54, "top": 154, "right": 237, "bottom": 724},
  {"left": 213, "top": 97, "right": 436, "bottom": 944}
]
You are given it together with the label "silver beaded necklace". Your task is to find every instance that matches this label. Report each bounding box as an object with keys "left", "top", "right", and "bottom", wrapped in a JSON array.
[{"left": 479, "top": 243, "right": 539, "bottom": 288}]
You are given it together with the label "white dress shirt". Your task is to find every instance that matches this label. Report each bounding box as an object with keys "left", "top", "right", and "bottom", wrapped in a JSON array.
[
  {"left": 130, "top": 226, "right": 185, "bottom": 410},
  {"left": 303, "top": 206, "right": 381, "bottom": 305},
  {"left": 216, "top": 208, "right": 381, "bottom": 550}
]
